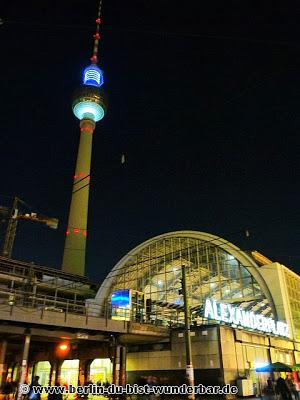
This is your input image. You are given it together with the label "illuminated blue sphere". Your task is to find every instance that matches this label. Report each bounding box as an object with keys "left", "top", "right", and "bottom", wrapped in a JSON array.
[
  {"left": 72, "top": 86, "right": 107, "bottom": 122},
  {"left": 83, "top": 65, "right": 104, "bottom": 87}
]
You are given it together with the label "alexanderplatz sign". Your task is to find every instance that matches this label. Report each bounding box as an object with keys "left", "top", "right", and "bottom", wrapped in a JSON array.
[{"left": 204, "top": 298, "right": 289, "bottom": 338}]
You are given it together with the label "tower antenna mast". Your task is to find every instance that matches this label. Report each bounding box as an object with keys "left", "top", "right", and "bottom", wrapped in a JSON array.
[{"left": 91, "top": 0, "right": 103, "bottom": 64}]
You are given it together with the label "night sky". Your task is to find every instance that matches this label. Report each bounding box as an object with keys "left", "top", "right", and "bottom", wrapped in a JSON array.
[{"left": 0, "top": 1, "right": 299, "bottom": 282}]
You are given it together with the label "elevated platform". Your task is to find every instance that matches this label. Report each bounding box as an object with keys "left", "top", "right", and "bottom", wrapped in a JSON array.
[
  {"left": 0, "top": 257, "right": 169, "bottom": 343},
  {"left": 0, "top": 303, "right": 169, "bottom": 343}
]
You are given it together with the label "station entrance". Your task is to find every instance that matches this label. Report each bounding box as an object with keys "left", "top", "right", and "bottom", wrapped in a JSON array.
[
  {"left": 34, "top": 361, "right": 51, "bottom": 386},
  {"left": 90, "top": 358, "right": 113, "bottom": 384},
  {"left": 60, "top": 360, "right": 80, "bottom": 387}
]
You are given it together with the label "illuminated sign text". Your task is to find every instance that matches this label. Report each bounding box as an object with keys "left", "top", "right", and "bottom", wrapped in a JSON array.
[{"left": 204, "top": 298, "right": 289, "bottom": 338}]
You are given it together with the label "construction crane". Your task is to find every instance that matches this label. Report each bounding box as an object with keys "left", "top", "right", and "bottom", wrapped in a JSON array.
[{"left": 1, "top": 197, "right": 58, "bottom": 258}]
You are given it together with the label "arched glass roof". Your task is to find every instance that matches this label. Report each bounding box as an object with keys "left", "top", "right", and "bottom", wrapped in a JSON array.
[{"left": 96, "top": 231, "right": 276, "bottom": 325}]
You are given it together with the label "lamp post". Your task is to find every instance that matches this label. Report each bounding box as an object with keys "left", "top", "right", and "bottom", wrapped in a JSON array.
[{"left": 181, "top": 265, "right": 195, "bottom": 400}]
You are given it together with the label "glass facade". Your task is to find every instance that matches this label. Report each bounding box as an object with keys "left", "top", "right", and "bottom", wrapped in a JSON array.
[{"left": 104, "top": 234, "right": 273, "bottom": 326}]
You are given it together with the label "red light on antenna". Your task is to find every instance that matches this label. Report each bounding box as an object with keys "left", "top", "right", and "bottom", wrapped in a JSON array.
[
  {"left": 90, "top": 55, "right": 97, "bottom": 63},
  {"left": 66, "top": 230, "right": 70, "bottom": 235},
  {"left": 74, "top": 228, "right": 81, "bottom": 234},
  {"left": 93, "top": 33, "right": 100, "bottom": 40},
  {"left": 96, "top": 18, "right": 101, "bottom": 24}
]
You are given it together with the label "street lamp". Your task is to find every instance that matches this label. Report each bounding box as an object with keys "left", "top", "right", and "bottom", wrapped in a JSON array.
[{"left": 181, "top": 265, "right": 195, "bottom": 400}]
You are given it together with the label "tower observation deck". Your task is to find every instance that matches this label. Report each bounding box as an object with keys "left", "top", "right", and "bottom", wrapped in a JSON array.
[{"left": 62, "top": 4, "right": 107, "bottom": 276}]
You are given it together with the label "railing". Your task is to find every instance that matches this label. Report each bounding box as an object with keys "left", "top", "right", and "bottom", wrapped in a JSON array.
[
  {"left": 0, "top": 258, "right": 98, "bottom": 313},
  {"left": 0, "top": 287, "right": 87, "bottom": 315},
  {"left": 0, "top": 256, "right": 94, "bottom": 284},
  {"left": 110, "top": 305, "right": 185, "bottom": 328},
  {"left": 0, "top": 286, "right": 183, "bottom": 328}
]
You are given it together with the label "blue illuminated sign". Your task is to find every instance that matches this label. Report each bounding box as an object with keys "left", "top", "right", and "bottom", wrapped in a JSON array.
[
  {"left": 83, "top": 65, "right": 104, "bottom": 87},
  {"left": 111, "top": 290, "right": 131, "bottom": 308}
]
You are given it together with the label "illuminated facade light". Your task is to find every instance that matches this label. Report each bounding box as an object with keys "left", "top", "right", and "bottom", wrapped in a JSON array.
[
  {"left": 73, "top": 100, "right": 105, "bottom": 122},
  {"left": 83, "top": 65, "right": 104, "bottom": 87}
]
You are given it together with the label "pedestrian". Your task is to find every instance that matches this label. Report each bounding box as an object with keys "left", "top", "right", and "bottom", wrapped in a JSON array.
[
  {"left": 285, "top": 376, "right": 299, "bottom": 400},
  {"left": 11, "top": 381, "right": 18, "bottom": 398},
  {"left": 2, "top": 379, "right": 13, "bottom": 400},
  {"left": 61, "top": 382, "right": 68, "bottom": 400},
  {"left": 265, "top": 376, "right": 275, "bottom": 396},
  {"left": 48, "top": 380, "right": 62, "bottom": 400},
  {"left": 267, "top": 376, "right": 274, "bottom": 391},
  {"left": 28, "top": 376, "right": 41, "bottom": 400},
  {"left": 146, "top": 376, "right": 159, "bottom": 400},
  {"left": 159, "top": 377, "right": 168, "bottom": 400},
  {"left": 276, "top": 377, "right": 291, "bottom": 400}
]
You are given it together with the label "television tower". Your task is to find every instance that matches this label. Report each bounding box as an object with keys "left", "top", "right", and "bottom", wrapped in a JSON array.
[{"left": 62, "top": 1, "right": 107, "bottom": 275}]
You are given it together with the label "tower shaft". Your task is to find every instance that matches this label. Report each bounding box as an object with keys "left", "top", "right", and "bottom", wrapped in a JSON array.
[
  {"left": 63, "top": 0, "right": 106, "bottom": 276},
  {"left": 62, "top": 119, "right": 95, "bottom": 275}
]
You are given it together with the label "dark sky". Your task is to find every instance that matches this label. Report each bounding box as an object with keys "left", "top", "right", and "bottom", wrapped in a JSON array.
[{"left": 0, "top": 1, "right": 299, "bottom": 282}]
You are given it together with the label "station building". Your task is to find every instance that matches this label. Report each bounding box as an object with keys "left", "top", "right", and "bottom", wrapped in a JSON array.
[{"left": 94, "top": 230, "right": 300, "bottom": 389}]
